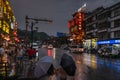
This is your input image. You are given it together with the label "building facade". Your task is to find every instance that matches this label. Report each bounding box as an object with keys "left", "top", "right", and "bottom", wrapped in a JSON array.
[
  {"left": 0, "top": 0, "right": 18, "bottom": 46},
  {"left": 83, "top": 2, "right": 120, "bottom": 49},
  {"left": 68, "top": 12, "right": 85, "bottom": 44}
]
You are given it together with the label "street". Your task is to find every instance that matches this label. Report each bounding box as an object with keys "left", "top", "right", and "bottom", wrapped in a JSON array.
[
  {"left": 0, "top": 0, "right": 120, "bottom": 80},
  {"left": 7, "top": 49, "right": 120, "bottom": 80},
  {"left": 15, "top": 48, "right": 120, "bottom": 80},
  {"left": 72, "top": 53, "right": 120, "bottom": 80}
]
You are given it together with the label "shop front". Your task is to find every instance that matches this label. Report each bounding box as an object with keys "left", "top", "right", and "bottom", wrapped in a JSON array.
[
  {"left": 97, "top": 39, "right": 120, "bottom": 57},
  {"left": 83, "top": 38, "right": 97, "bottom": 49},
  {"left": 97, "top": 39, "right": 120, "bottom": 48}
]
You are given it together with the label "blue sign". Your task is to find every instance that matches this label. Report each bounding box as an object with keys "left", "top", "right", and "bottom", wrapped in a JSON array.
[
  {"left": 57, "top": 32, "right": 64, "bottom": 37},
  {"left": 97, "top": 39, "right": 120, "bottom": 44}
]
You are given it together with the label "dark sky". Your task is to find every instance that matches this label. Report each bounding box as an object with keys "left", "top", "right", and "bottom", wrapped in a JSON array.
[{"left": 9, "top": 0, "right": 119, "bottom": 36}]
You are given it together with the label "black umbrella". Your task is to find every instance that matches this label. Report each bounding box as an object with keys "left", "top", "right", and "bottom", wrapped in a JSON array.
[{"left": 60, "top": 53, "right": 76, "bottom": 76}]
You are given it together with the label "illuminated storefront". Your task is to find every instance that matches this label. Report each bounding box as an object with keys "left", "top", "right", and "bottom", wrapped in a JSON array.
[
  {"left": 97, "top": 39, "right": 120, "bottom": 45},
  {"left": 0, "top": 0, "right": 18, "bottom": 46},
  {"left": 83, "top": 38, "right": 97, "bottom": 49},
  {"left": 97, "top": 39, "right": 120, "bottom": 52},
  {"left": 68, "top": 12, "right": 85, "bottom": 44},
  {"left": 68, "top": 4, "right": 86, "bottom": 44}
]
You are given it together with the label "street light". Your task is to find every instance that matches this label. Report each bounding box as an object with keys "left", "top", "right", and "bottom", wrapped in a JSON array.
[
  {"left": 25, "top": 15, "right": 53, "bottom": 47},
  {"left": 25, "top": 15, "right": 29, "bottom": 46}
]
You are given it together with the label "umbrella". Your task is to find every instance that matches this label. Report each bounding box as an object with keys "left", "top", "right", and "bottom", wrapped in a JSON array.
[
  {"left": 34, "top": 56, "right": 54, "bottom": 78},
  {"left": 38, "top": 48, "right": 48, "bottom": 58},
  {"left": 60, "top": 53, "right": 76, "bottom": 76},
  {"left": 53, "top": 48, "right": 69, "bottom": 69}
]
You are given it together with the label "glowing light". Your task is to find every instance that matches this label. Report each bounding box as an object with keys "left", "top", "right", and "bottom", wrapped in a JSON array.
[
  {"left": 78, "top": 3, "right": 86, "bottom": 12},
  {"left": 47, "top": 49, "right": 53, "bottom": 56}
]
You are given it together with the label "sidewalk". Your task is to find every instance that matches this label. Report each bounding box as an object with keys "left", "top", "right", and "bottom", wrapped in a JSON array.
[{"left": 16, "top": 56, "right": 35, "bottom": 79}]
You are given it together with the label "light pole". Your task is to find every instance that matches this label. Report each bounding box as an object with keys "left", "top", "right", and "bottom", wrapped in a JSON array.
[
  {"left": 25, "top": 15, "right": 53, "bottom": 47},
  {"left": 31, "top": 22, "right": 34, "bottom": 44},
  {"left": 25, "top": 15, "right": 29, "bottom": 47}
]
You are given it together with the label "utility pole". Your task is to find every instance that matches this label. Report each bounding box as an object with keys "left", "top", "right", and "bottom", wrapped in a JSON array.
[
  {"left": 31, "top": 22, "right": 34, "bottom": 45},
  {"left": 25, "top": 15, "right": 29, "bottom": 47},
  {"left": 25, "top": 15, "right": 53, "bottom": 47}
]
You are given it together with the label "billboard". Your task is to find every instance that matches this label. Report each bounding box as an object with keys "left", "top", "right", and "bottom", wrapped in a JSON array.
[{"left": 57, "top": 32, "right": 65, "bottom": 37}]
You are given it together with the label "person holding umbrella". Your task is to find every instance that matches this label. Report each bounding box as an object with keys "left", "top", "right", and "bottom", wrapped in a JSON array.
[
  {"left": 60, "top": 53, "right": 77, "bottom": 76},
  {"left": 34, "top": 56, "right": 56, "bottom": 80},
  {"left": 55, "top": 67, "right": 67, "bottom": 80},
  {"left": 55, "top": 67, "right": 75, "bottom": 80}
]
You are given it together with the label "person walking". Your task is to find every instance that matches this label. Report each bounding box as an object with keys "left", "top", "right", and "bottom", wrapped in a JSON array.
[
  {"left": 27, "top": 46, "right": 36, "bottom": 69},
  {"left": 0, "top": 44, "right": 5, "bottom": 61},
  {"left": 16, "top": 46, "right": 24, "bottom": 69},
  {"left": 27, "top": 47, "right": 34, "bottom": 61}
]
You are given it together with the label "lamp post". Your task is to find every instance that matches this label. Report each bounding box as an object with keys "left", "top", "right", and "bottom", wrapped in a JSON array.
[
  {"left": 31, "top": 22, "right": 34, "bottom": 44},
  {"left": 25, "top": 15, "right": 53, "bottom": 47},
  {"left": 25, "top": 15, "right": 29, "bottom": 47}
]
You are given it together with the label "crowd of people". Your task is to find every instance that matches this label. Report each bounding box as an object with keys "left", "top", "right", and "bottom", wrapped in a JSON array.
[
  {"left": 0, "top": 44, "right": 38, "bottom": 77},
  {"left": 0, "top": 44, "right": 76, "bottom": 80}
]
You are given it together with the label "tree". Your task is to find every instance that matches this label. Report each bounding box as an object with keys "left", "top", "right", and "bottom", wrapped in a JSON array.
[{"left": 17, "top": 29, "right": 50, "bottom": 42}]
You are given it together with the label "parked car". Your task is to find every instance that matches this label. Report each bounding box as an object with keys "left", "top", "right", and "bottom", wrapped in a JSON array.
[
  {"left": 61, "top": 45, "right": 70, "bottom": 50},
  {"left": 41, "top": 44, "right": 48, "bottom": 48},
  {"left": 48, "top": 44, "right": 53, "bottom": 49},
  {"left": 69, "top": 45, "right": 84, "bottom": 53},
  {"left": 31, "top": 42, "right": 39, "bottom": 51},
  {"left": 98, "top": 46, "right": 120, "bottom": 57}
]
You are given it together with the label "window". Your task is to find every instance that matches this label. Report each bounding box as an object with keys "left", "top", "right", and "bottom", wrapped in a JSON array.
[
  {"left": 114, "top": 30, "right": 120, "bottom": 38},
  {"left": 114, "top": 8, "right": 120, "bottom": 17},
  {"left": 114, "top": 19, "right": 120, "bottom": 28}
]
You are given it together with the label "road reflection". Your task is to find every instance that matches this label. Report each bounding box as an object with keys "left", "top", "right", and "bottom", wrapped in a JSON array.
[
  {"left": 45, "top": 48, "right": 120, "bottom": 80},
  {"left": 72, "top": 53, "right": 120, "bottom": 80}
]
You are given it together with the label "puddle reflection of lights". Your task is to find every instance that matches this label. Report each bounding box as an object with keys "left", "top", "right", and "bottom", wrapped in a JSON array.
[
  {"left": 53, "top": 48, "right": 56, "bottom": 59},
  {"left": 48, "top": 49, "right": 52, "bottom": 56},
  {"left": 47, "top": 48, "right": 56, "bottom": 59},
  {"left": 84, "top": 59, "right": 96, "bottom": 63},
  {"left": 84, "top": 58, "right": 97, "bottom": 69}
]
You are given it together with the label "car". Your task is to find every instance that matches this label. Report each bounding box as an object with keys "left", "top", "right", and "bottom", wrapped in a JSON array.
[
  {"left": 41, "top": 44, "right": 47, "bottom": 48},
  {"left": 98, "top": 46, "right": 120, "bottom": 57},
  {"left": 61, "top": 45, "right": 70, "bottom": 50},
  {"left": 69, "top": 45, "right": 84, "bottom": 53},
  {"left": 31, "top": 42, "right": 39, "bottom": 51},
  {"left": 48, "top": 44, "right": 53, "bottom": 49}
]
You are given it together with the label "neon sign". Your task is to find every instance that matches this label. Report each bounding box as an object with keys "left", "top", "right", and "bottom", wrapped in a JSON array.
[{"left": 97, "top": 39, "right": 120, "bottom": 44}]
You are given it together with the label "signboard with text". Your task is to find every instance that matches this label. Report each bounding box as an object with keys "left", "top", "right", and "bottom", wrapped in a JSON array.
[{"left": 97, "top": 39, "right": 120, "bottom": 44}]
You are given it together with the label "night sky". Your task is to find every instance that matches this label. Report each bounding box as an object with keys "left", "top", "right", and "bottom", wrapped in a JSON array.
[{"left": 9, "top": 0, "right": 119, "bottom": 36}]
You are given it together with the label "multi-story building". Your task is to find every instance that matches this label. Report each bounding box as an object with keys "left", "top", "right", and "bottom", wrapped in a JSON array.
[
  {"left": 0, "top": 0, "right": 18, "bottom": 46},
  {"left": 83, "top": 2, "right": 120, "bottom": 49},
  {"left": 68, "top": 12, "right": 85, "bottom": 44}
]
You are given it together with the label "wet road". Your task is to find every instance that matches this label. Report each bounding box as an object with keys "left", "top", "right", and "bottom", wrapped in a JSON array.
[
  {"left": 73, "top": 53, "right": 120, "bottom": 80},
  {"left": 17, "top": 48, "right": 120, "bottom": 80},
  {"left": 37, "top": 48, "right": 120, "bottom": 80}
]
